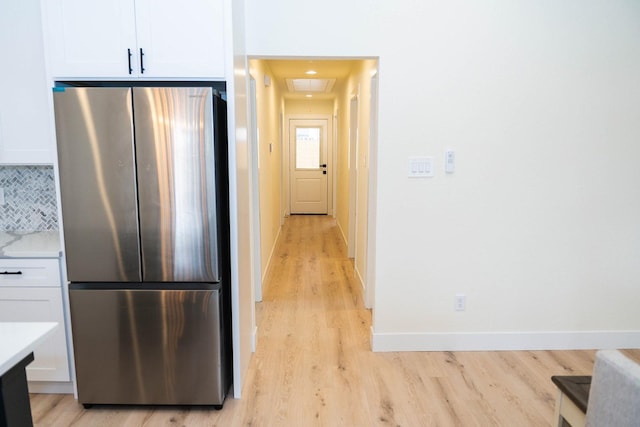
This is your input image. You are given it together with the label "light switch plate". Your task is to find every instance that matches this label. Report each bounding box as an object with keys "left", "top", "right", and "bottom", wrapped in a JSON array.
[
  {"left": 0, "top": 188, "right": 5, "bottom": 205},
  {"left": 408, "top": 157, "right": 434, "bottom": 178}
]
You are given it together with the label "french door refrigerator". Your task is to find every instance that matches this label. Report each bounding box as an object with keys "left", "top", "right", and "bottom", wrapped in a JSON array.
[{"left": 53, "top": 86, "right": 231, "bottom": 407}]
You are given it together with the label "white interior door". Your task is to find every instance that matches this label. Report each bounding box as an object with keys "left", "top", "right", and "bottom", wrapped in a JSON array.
[{"left": 290, "top": 119, "right": 328, "bottom": 214}]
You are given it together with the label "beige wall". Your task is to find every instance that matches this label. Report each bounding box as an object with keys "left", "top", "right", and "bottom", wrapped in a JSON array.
[
  {"left": 285, "top": 99, "right": 334, "bottom": 115},
  {"left": 249, "top": 60, "right": 285, "bottom": 280},
  {"left": 353, "top": 61, "right": 377, "bottom": 296},
  {"left": 335, "top": 84, "right": 350, "bottom": 242},
  {"left": 334, "top": 61, "right": 378, "bottom": 301},
  {"left": 245, "top": 0, "right": 640, "bottom": 350}
]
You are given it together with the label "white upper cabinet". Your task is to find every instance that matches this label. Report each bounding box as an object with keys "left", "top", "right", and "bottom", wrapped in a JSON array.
[
  {"left": 0, "top": 1, "right": 54, "bottom": 164},
  {"left": 43, "top": 0, "right": 226, "bottom": 79},
  {"left": 43, "top": 0, "right": 137, "bottom": 79},
  {"left": 134, "top": 0, "right": 226, "bottom": 79}
]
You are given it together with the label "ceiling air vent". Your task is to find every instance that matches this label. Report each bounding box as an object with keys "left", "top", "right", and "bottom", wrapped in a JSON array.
[{"left": 286, "top": 78, "right": 336, "bottom": 93}]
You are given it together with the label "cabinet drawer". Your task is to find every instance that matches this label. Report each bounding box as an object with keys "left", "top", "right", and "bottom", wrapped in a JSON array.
[
  {"left": 0, "top": 287, "right": 70, "bottom": 381},
  {"left": 0, "top": 259, "right": 61, "bottom": 287}
]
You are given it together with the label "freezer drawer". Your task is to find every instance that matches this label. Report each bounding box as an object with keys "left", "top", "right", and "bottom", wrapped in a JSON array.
[{"left": 69, "top": 283, "right": 226, "bottom": 406}]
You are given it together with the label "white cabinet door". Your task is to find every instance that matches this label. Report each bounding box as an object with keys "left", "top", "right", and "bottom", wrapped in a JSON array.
[
  {"left": 44, "top": 0, "right": 225, "bottom": 79},
  {"left": 43, "top": 0, "right": 138, "bottom": 79},
  {"left": 134, "top": 0, "right": 225, "bottom": 78},
  {"left": 0, "top": 1, "right": 53, "bottom": 164},
  {"left": 0, "top": 287, "right": 70, "bottom": 382}
]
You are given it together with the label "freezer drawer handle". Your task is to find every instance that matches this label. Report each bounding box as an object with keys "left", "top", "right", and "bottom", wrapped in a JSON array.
[
  {"left": 0, "top": 271, "right": 22, "bottom": 275},
  {"left": 127, "top": 49, "right": 133, "bottom": 74},
  {"left": 139, "top": 48, "right": 145, "bottom": 74}
]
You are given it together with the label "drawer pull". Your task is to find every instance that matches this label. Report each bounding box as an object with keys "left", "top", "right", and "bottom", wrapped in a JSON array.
[{"left": 0, "top": 271, "right": 23, "bottom": 275}]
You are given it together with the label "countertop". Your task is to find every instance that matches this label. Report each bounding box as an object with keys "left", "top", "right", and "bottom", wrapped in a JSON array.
[
  {"left": 0, "top": 322, "right": 58, "bottom": 376},
  {"left": 0, "top": 231, "right": 61, "bottom": 258}
]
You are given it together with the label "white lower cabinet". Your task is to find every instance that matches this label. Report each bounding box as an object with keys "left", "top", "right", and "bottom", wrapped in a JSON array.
[{"left": 0, "top": 259, "right": 70, "bottom": 382}]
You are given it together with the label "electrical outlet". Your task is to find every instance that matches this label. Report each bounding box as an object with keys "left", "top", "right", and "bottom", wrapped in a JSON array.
[{"left": 455, "top": 294, "right": 466, "bottom": 311}]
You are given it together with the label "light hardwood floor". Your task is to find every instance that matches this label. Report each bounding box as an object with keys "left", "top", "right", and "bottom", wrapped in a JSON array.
[{"left": 31, "top": 215, "right": 640, "bottom": 426}]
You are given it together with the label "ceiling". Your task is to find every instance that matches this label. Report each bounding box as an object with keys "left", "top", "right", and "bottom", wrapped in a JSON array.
[{"left": 261, "top": 59, "right": 362, "bottom": 100}]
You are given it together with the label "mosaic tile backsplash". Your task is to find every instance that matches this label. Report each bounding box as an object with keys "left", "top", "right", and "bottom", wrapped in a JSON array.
[{"left": 0, "top": 166, "right": 59, "bottom": 231}]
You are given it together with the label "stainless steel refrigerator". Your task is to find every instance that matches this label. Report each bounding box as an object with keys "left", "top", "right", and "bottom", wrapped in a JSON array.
[{"left": 53, "top": 86, "right": 231, "bottom": 407}]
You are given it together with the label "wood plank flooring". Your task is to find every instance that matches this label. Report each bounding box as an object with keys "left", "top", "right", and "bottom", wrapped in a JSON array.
[{"left": 30, "top": 215, "right": 640, "bottom": 426}]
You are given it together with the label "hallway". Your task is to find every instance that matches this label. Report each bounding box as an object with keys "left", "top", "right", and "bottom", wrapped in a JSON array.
[
  {"left": 30, "top": 215, "right": 640, "bottom": 425},
  {"left": 242, "top": 215, "right": 372, "bottom": 424}
]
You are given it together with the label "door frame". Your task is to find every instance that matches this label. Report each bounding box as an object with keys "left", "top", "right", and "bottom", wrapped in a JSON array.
[
  {"left": 365, "top": 73, "right": 379, "bottom": 309},
  {"left": 347, "top": 96, "right": 359, "bottom": 258},
  {"left": 248, "top": 76, "right": 262, "bottom": 303},
  {"left": 284, "top": 113, "right": 334, "bottom": 217}
]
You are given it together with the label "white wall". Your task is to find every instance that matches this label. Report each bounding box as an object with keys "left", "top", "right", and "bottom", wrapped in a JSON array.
[{"left": 246, "top": 0, "right": 640, "bottom": 350}]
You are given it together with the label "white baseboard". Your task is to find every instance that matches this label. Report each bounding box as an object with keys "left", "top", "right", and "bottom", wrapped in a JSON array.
[
  {"left": 28, "top": 381, "right": 74, "bottom": 394},
  {"left": 252, "top": 325, "right": 258, "bottom": 353},
  {"left": 337, "top": 220, "right": 348, "bottom": 248},
  {"left": 354, "top": 265, "right": 365, "bottom": 293},
  {"left": 371, "top": 328, "right": 640, "bottom": 352},
  {"left": 261, "top": 226, "right": 282, "bottom": 285}
]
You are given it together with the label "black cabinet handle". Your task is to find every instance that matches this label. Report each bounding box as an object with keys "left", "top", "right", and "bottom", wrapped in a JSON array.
[
  {"left": 0, "top": 271, "right": 22, "bottom": 275},
  {"left": 139, "top": 48, "right": 145, "bottom": 74},
  {"left": 320, "top": 164, "right": 327, "bottom": 168},
  {"left": 127, "top": 49, "right": 133, "bottom": 74}
]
